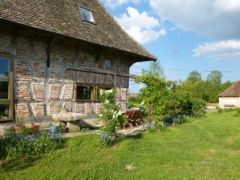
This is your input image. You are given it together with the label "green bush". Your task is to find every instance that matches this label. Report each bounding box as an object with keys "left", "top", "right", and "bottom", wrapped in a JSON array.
[
  {"left": 177, "top": 92, "right": 194, "bottom": 116},
  {"left": 99, "top": 130, "right": 117, "bottom": 146},
  {"left": 233, "top": 108, "right": 240, "bottom": 117},
  {"left": 137, "top": 75, "right": 207, "bottom": 121},
  {"left": 128, "top": 96, "right": 143, "bottom": 108},
  {"left": 217, "top": 107, "right": 224, "bottom": 113},
  {"left": 191, "top": 99, "right": 207, "bottom": 117},
  {"left": 217, "top": 108, "right": 240, "bottom": 116},
  {"left": 0, "top": 132, "right": 65, "bottom": 160}
]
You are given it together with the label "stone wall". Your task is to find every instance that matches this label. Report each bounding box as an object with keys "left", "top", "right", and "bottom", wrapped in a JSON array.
[{"left": 0, "top": 29, "right": 130, "bottom": 122}]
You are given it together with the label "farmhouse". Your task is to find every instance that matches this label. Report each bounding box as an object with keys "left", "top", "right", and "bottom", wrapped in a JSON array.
[
  {"left": 0, "top": 0, "right": 155, "bottom": 123},
  {"left": 219, "top": 81, "right": 240, "bottom": 108}
]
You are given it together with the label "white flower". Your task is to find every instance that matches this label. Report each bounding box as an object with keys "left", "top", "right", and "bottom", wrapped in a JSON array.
[
  {"left": 99, "top": 89, "right": 104, "bottom": 96},
  {"left": 106, "top": 89, "right": 113, "bottom": 93},
  {"left": 117, "top": 111, "right": 123, "bottom": 116},
  {"left": 105, "top": 100, "right": 110, "bottom": 104},
  {"left": 140, "top": 101, "right": 145, "bottom": 106}
]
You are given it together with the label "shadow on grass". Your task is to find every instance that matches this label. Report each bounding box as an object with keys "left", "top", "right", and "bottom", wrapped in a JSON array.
[
  {"left": 0, "top": 136, "right": 67, "bottom": 172},
  {"left": 233, "top": 112, "right": 240, "bottom": 117},
  {"left": 125, "top": 133, "right": 143, "bottom": 140},
  {"left": 118, "top": 133, "right": 143, "bottom": 145},
  {"left": 1, "top": 156, "right": 40, "bottom": 172}
]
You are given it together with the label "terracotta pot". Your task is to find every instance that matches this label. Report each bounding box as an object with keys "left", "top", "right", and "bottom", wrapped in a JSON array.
[{"left": 31, "top": 123, "right": 40, "bottom": 134}]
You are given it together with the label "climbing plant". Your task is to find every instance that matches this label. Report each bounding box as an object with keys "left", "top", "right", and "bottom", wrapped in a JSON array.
[{"left": 98, "top": 89, "right": 126, "bottom": 145}]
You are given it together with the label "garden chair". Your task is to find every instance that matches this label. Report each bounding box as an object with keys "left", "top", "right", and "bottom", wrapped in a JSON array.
[{"left": 125, "top": 108, "right": 144, "bottom": 127}]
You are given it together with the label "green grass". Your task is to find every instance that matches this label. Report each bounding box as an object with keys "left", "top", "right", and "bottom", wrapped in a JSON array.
[{"left": 1, "top": 112, "right": 240, "bottom": 179}]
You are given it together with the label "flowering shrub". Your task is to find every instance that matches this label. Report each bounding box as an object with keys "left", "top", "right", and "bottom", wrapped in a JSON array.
[
  {"left": 98, "top": 89, "right": 126, "bottom": 145},
  {"left": 0, "top": 132, "right": 65, "bottom": 160}
]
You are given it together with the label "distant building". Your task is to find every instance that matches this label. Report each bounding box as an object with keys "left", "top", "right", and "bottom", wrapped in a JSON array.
[{"left": 219, "top": 81, "right": 240, "bottom": 108}]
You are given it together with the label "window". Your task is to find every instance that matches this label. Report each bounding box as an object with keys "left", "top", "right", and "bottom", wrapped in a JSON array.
[
  {"left": 104, "top": 59, "right": 112, "bottom": 70},
  {"left": 75, "top": 84, "right": 113, "bottom": 102},
  {"left": 76, "top": 85, "right": 94, "bottom": 101},
  {"left": 0, "top": 56, "right": 13, "bottom": 121},
  {"left": 79, "top": 6, "right": 96, "bottom": 24},
  {"left": 224, "top": 104, "right": 235, "bottom": 108}
]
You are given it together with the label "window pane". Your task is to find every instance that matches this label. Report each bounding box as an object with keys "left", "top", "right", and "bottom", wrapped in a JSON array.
[
  {"left": 76, "top": 86, "right": 93, "bottom": 100},
  {"left": 0, "top": 104, "right": 9, "bottom": 119},
  {"left": 0, "top": 57, "right": 10, "bottom": 81},
  {"left": 80, "top": 7, "right": 95, "bottom": 23},
  {"left": 0, "top": 82, "right": 9, "bottom": 99}
]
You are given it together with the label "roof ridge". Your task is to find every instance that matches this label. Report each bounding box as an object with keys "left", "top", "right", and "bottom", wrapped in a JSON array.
[
  {"left": 219, "top": 81, "right": 240, "bottom": 97},
  {"left": 0, "top": 0, "right": 156, "bottom": 61}
]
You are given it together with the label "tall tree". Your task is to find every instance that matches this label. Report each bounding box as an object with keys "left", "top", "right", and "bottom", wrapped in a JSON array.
[
  {"left": 187, "top": 71, "right": 202, "bottom": 83},
  {"left": 206, "top": 71, "right": 223, "bottom": 103},
  {"left": 207, "top": 71, "right": 223, "bottom": 85},
  {"left": 142, "top": 61, "right": 164, "bottom": 79},
  {"left": 181, "top": 71, "right": 203, "bottom": 99}
]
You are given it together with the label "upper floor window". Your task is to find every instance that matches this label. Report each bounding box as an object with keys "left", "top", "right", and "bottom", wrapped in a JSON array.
[
  {"left": 104, "top": 59, "right": 112, "bottom": 70},
  {"left": 79, "top": 6, "right": 96, "bottom": 24}
]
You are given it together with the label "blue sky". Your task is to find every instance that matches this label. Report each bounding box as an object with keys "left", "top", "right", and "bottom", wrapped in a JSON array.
[{"left": 100, "top": 0, "right": 240, "bottom": 93}]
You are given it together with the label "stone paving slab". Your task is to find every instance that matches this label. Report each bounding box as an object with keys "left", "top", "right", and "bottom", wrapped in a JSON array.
[{"left": 63, "top": 126, "right": 145, "bottom": 138}]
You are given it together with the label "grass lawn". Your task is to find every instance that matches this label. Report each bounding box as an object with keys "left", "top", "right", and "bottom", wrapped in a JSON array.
[{"left": 1, "top": 111, "right": 240, "bottom": 179}]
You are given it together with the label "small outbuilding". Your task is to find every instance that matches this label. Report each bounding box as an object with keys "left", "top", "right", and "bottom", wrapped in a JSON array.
[{"left": 219, "top": 81, "right": 240, "bottom": 108}]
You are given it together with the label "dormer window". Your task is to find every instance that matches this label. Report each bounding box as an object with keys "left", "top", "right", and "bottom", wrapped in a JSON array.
[{"left": 79, "top": 6, "right": 96, "bottom": 24}]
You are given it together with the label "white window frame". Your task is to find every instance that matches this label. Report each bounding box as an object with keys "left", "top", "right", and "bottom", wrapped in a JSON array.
[{"left": 79, "top": 5, "right": 96, "bottom": 24}]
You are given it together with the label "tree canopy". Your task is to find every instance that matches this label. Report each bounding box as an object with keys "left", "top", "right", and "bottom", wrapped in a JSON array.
[
  {"left": 187, "top": 71, "right": 202, "bottom": 83},
  {"left": 142, "top": 61, "right": 164, "bottom": 79},
  {"left": 181, "top": 70, "right": 232, "bottom": 103}
]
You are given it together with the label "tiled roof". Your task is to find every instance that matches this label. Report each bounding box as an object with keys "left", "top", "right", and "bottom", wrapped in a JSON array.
[
  {"left": 219, "top": 81, "right": 240, "bottom": 97},
  {"left": 0, "top": 0, "right": 156, "bottom": 61}
]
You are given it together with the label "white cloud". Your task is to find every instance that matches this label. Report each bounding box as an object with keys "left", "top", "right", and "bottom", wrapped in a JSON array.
[
  {"left": 115, "top": 7, "right": 166, "bottom": 44},
  {"left": 149, "top": 0, "right": 240, "bottom": 39},
  {"left": 101, "top": 0, "right": 141, "bottom": 9},
  {"left": 193, "top": 40, "right": 240, "bottom": 60},
  {"left": 214, "top": 0, "right": 240, "bottom": 12}
]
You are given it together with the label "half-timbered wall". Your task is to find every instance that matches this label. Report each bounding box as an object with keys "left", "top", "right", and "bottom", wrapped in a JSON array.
[{"left": 0, "top": 29, "right": 130, "bottom": 121}]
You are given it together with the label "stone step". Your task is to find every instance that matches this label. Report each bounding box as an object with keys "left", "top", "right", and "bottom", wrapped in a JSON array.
[
  {"left": 0, "top": 122, "right": 15, "bottom": 136},
  {"left": 80, "top": 118, "right": 103, "bottom": 129}
]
